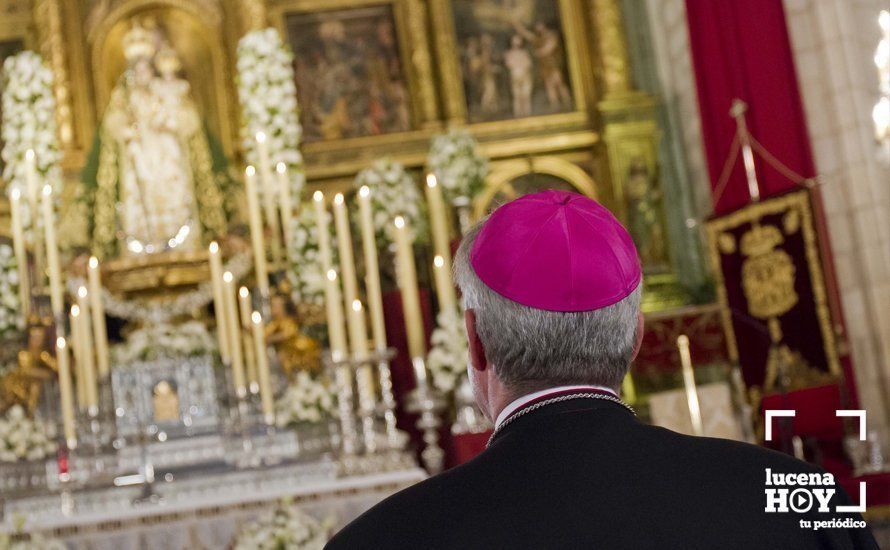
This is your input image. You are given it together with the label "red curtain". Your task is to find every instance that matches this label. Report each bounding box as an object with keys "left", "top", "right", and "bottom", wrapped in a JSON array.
[{"left": 685, "top": 0, "right": 817, "bottom": 214}]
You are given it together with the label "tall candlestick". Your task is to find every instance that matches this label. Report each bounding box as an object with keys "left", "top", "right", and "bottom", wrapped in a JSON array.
[
  {"left": 9, "top": 189, "right": 30, "bottom": 319},
  {"left": 324, "top": 269, "right": 349, "bottom": 359},
  {"left": 425, "top": 174, "right": 453, "bottom": 267},
  {"left": 276, "top": 162, "right": 294, "bottom": 259},
  {"left": 432, "top": 255, "right": 458, "bottom": 316},
  {"left": 393, "top": 216, "right": 426, "bottom": 367},
  {"left": 223, "top": 272, "right": 247, "bottom": 397},
  {"left": 332, "top": 193, "right": 365, "bottom": 354},
  {"left": 357, "top": 186, "right": 387, "bottom": 351},
  {"left": 251, "top": 311, "right": 275, "bottom": 425},
  {"left": 70, "top": 306, "right": 86, "bottom": 410},
  {"left": 25, "top": 150, "right": 45, "bottom": 291},
  {"left": 55, "top": 337, "right": 77, "bottom": 449},
  {"left": 255, "top": 132, "right": 283, "bottom": 266},
  {"left": 76, "top": 287, "right": 98, "bottom": 413},
  {"left": 245, "top": 166, "right": 270, "bottom": 299},
  {"left": 87, "top": 257, "right": 110, "bottom": 377},
  {"left": 239, "top": 286, "right": 259, "bottom": 391},
  {"left": 208, "top": 242, "right": 230, "bottom": 363},
  {"left": 313, "top": 191, "right": 333, "bottom": 272},
  {"left": 41, "top": 185, "right": 64, "bottom": 317},
  {"left": 677, "top": 335, "right": 703, "bottom": 436}
]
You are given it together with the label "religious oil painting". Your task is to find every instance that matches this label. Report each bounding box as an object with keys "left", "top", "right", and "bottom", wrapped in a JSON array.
[
  {"left": 451, "top": 0, "right": 575, "bottom": 123},
  {"left": 284, "top": 6, "right": 412, "bottom": 142}
]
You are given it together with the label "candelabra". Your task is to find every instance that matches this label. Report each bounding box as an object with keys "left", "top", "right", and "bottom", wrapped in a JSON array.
[
  {"left": 874, "top": 10, "right": 890, "bottom": 163},
  {"left": 405, "top": 358, "right": 447, "bottom": 474}
]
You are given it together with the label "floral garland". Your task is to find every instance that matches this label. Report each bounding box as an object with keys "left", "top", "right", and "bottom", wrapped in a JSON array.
[
  {"left": 353, "top": 158, "right": 426, "bottom": 253},
  {"left": 286, "top": 203, "right": 336, "bottom": 306},
  {"left": 0, "top": 405, "right": 56, "bottom": 463},
  {"left": 1, "top": 51, "right": 61, "bottom": 234},
  {"left": 112, "top": 320, "right": 216, "bottom": 365},
  {"left": 237, "top": 28, "right": 305, "bottom": 206},
  {"left": 233, "top": 500, "right": 331, "bottom": 550},
  {"left": 426, "top": 306, "right": 469, "bottom": 394},
  {"left": 0, "top": 243, "right": 21, "bottom": 339},
  {"left": 428, "top": 128, "right": 488, "bottom": 202},
  {"left": 275, "top": 372, "right": 336, "bottom": 427}
]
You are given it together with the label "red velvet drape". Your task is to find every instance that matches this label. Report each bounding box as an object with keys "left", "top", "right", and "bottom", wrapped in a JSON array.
[{"left": 685, "top": 0, "right": 817, "bottom": 214}]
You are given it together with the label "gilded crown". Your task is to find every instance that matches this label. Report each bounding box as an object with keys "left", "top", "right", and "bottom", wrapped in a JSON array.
[
  {"left": 740, "top": 224, "right": 783, "bottom": 257},
  {"left": 123, "top": 22, "right": 156, "bottom": 62}
]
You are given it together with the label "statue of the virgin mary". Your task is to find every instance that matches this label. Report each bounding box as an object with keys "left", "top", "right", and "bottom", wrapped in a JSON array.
[{"left": 82, "top": 20, "right": 229, "bottom": 260}]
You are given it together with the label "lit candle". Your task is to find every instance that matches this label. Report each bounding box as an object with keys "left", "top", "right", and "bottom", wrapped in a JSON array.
[
  {"left": 76, "top": 287, "right": 98, "bottom": 413},
  {"left": 392, "top": 216, "right": 426, "bottom": 363},
  {"left": 333, "top": 193, "right": 365, "bottom": 353},
  {"left": 223, "top": 271, "right": 246, "bottom": 397},
  {"left": 55, "top": 337, "right": 77, "bottom": 449},
  {"left": 276, "top": 162, "right": 294, "bottom": 258},
  {"left": 245, "top": 166, "right": 270, "bottom": 299},
  {"left": 677, "top": 335, "right": 703, "bottom": 436},
  {"left": 251, "top": 311, "right": 275, "bottom": 425},
  {"left": 25, "top": 150, "right": 45, "bottom": 290},
  {"left": 425, "top": 173, "right": 453, "bottom": 268},
  {"left": 239, "top": 286, "right": 259, "bottom": 391},
  {"left": 9, "top": 189, "right": 30, "bottom": 319},
  {"left": 208, "top": 242, "right": 230, "bottom": 363},
  {"left": 313, "top": 191, "right": 333, "bottom": 272},
  {"left": 351, "top": 300, "right": 376, "bottom": 410},
  {"left": 255, "top": 132, "right": 282, "bottom": 266},
  {"left": 41, "top": 185, "right": 64, "bottom": 317},
  {"left": 70, "top": 305, "right": 85, "bottom": 410},
  {"left": 324, "top": 269, "right": 349, "bottom": 360},
  {"left": 432, "top": 255, "right": 458, "bottom": 316},
  {"left": 24, "top": 150, "right": 39, "bottom": 214},
  {"left": 87, "top": 257, "right": 110, "bottom": 377},
  {"left": 357, "top": 186, "right": 387, "bottom": 351}
]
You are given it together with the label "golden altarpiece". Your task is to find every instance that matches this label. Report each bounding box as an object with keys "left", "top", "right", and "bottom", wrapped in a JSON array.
[{"left": 0, "top": 0, "right": 686, "bottom": 311}]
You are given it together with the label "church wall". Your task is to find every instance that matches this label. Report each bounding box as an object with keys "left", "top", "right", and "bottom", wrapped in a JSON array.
[{"left": 783, "top": 0, "right": 890, "bottom": 435}]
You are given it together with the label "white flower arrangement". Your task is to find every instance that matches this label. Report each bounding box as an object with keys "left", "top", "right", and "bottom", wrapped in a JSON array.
[
  {"left": 233, "top": 500, "right": 331, "bottom": 550},
  {"left": 0, "top": 405, "right": 56, "bottom": 463},
  {"left": 275, "top": 372, "right": 336, "bottom": 427},
  {"left": 237, "top": 28, "right": 305, "bottom": 204},
  {"left": 112, "top": 320, "right": 216, "bottom": 365},
  {"left": 428, "top": 128, "right": 488, "bottom": 202},
  {"left": 426, "top": 307, "right": 469, "bottom": 394},
  {"left": 0, "top": 243, "right": 22, "bottom": 339},
  {"left": 353, "top": 159, "right": 426, "bottom": 253},
  {"left": 286, "top": 203, "right": 335, "bottom": 305},
  {"left": 1, "top": 51, "right": 62, "bottom": 246}
]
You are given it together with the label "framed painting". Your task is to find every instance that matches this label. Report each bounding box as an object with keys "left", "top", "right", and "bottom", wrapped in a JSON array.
[
  {"left": 278, "top": 1, "right": 423, "bottom": 144},
  {"left": 430, "top": 0, "right": 590, "bottom": 128}
]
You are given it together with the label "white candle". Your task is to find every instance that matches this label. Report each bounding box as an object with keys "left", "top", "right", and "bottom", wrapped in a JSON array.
[
  {"left": 677, "top": 335, "right": 703, "bottom": 436},
  {"left": 245, "top": 166, "right": 270, "bottom": 299},
  {"left": 255, "top": 132, "right": 282, "bottom": 266},
  {"left": 24, "top": 150, "right": 39, "bottom": 213},
  {"left": 239, "top": 286, "right": 259, "bottom": 390},
  {"left": 432, "top": 255, "right": 458, "bottom": 316},
  {"left": 223, "top": 271, "right": 246, "bottom": 397},
  {"left": 324, "top": 269, "right": 349, "bottom": 360},
  {"left": 9, "top": 189, "right": 30, "bottom": 319},
  {"left": 425, "top": 174, "right": 453, "bottom": 265},
  {"left": 55, "top": 337, "right": 77, "bottom": 449},
  {"left": 313, "top": 191, "right": 333, "bottom": 272},
  {"left": 251, "top": 311, "right": 275, "bottom": 425},
  {"left": 25, "top": 150, "right": 45, "bottom": 291},
  {"left": 41, "top": 185, "right": 64, "bottom": 317},
  {"left": 357, "top": 186, "right": 387, "bottom": 352},
  {"left": 276, "top": 162, "right": 294, "bottom": 259},
  {"left": 70, "top": 305, "right": 85, "bottom": 410},
  {"left": 393, "top": 216, "right": 426, "bottom": 361},
  {"left": 208, "top": 242, "right": 229, "bottom": 363},
  {"left": 87, "top": 257, "right": 110, "bottom": 377},
  {"left": 76, "top": 287, "right": 98, "bottom": 413},
  {"left": 351, "top": 300, "right": 376, "bottom": 411},
  {"left": 333, "top": 193, "right": 366, "bottom": 355}
]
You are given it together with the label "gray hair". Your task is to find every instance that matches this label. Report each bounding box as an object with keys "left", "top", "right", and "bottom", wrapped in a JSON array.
[{"left": 453, "top": 221, "right": 642, "bottom": 392}]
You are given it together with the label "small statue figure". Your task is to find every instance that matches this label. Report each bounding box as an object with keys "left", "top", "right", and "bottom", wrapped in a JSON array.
[
  {"left": 0, "top": 319, "right": 57, "bottom": 414},
  {"left": 264, "top": 295, "right": 321, "bottom": 379},
  {"left": 152, "top": 379, "right": 180, "bottom": 423}
]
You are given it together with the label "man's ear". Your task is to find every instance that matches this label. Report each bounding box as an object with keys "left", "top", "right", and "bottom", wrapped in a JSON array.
[
  {"left": 631, "top": 310, "right": 644, "bottom": 361},
  {"left": 465, "top": 308, "right": 488, "bottom": 372}
]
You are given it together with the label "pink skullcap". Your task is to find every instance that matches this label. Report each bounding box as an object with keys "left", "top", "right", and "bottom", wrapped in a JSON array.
[{"left": 470, "top": 190, "right": 642, "bottom": 312}]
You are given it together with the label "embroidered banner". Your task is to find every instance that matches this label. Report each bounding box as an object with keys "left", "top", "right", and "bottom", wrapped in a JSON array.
[{"left": 705, "top": 190, "right": 839, "bottom": 391}]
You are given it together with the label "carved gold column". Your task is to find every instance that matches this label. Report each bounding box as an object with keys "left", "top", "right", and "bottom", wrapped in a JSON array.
[
  {"left": 589, "top": 0, "right": 686, "bottom": 310},
  {"left": 33, "top": 0, "right": 74, "bottom": 153},
  {"left": 238, "top": 0, "right": 268, "bottom": 32},
  {"left": 404, "top": 0, "right": 439, "bottom": 128}
]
